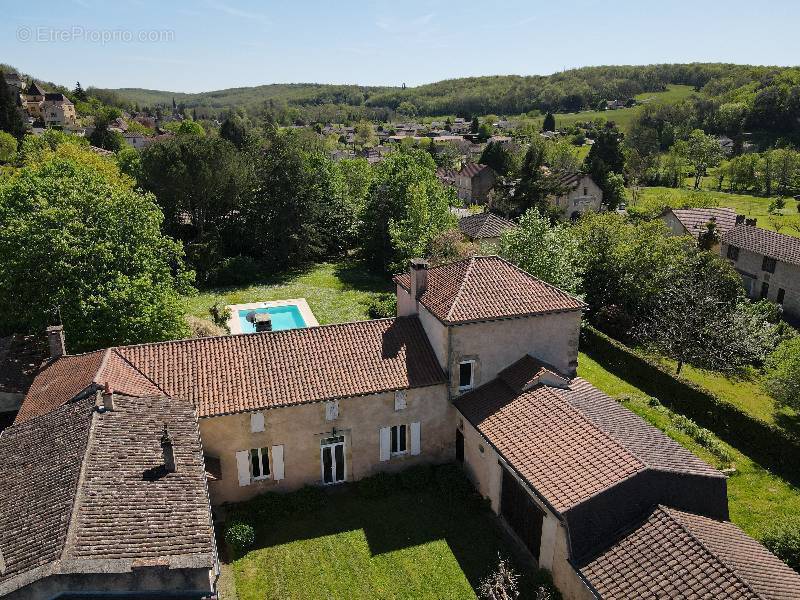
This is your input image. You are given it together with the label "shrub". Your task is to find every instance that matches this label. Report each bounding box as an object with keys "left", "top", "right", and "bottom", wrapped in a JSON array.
[
  {"left": 762, "top": 520, "right": 800, "bottom": 572},
  {"left": 209, "top": 301, "right": 232, "bottom": 331},
  {"left": 250, "top": 491, "right": 290, "bottom": 519},
  {"left": 225, "top": 520, "right": 255, "bottom": 553},
  {"left": 290, "top": 485, "right": 326, "bottom": 513},
  {"left": 185, "top": 315, "right": 227, "bottom": 338},
  {"left": 366, "top": 293, "right": 397, "bottom": 319},
  {"left": 358, "top": 472, "right": 398, "bottom": 498},
  {"left": 435, "top": 463, "right": 473, "bottom": 502},
  {"left": 399, "top": 464, "right": 434, "bottom": 491},
  {"left": 530, "top": 569, "right": 562, "bottom": 600}
]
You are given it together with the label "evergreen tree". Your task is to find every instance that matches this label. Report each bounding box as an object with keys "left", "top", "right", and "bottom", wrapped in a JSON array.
[
  {"left": 470, "top": 116, "right": 480, "bottom": 133},
  {"left": 542, "top": 112, "right": 556, "bottom": 132},
  {"left": 584, "top": 125, "right": 626, "bottom": 209},
  {"left": 512, "top": 140, "right": 564, "bottom": 217},
  {"left": 479, "top": 141, "right": 514, "bottom": 175},
  {"left": 72, "top": 81, "right": 88, "bottom": 102},
  {"left": 0, "top": 71, "right": 26, "bottom": 140}
]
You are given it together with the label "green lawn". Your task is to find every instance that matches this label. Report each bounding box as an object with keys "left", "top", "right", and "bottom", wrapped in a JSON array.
[
  {"left": 230, "top": 489, "right": 541, "bottom": 600},
  {"left": 529, "top": 85, "right": 696, "bottom": 134},
  {"left": 185, "top": 262, "right": 391, "bottom": 326},
  {"left": 578, "top": 351, "right": 800, "bottom": 539},
  {"left": 633, "top": 185, "right": 800, "bottom": 237}
]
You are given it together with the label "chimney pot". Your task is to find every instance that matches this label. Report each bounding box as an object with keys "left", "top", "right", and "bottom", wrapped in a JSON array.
[
  {"left": 745, "top": 218, "right": 757, "bottom": 227},
  {"left": 46, "top": 325, "right": 66, "bottom": 359},
  {"left": 102, "top": 382, "right": 115, "bottom": 411},
  {"left": 161, "top": 424, "right": 176, "bottom": 473},
  {"left": 409, "top": 258, "right": 430, "bottom": 300},
  {"left": 735, "top": 214, "right": 745, "bottom": 225}
]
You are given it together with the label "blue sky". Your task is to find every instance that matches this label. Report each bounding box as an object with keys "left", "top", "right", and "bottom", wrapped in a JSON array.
[{"left": 2, "top": 0, "right": 799, "bottom": 92}]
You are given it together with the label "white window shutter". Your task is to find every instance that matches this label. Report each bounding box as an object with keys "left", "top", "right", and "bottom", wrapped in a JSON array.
[
  {"left": 379, "top": 427, "right": 390, "bottom": 462},
  {"left": 394, "top": 390, "right": 407, "bottom": 411},
  {"left": 250, "top": 412, "right": 265, "bottom": 433},
  {"left": 272, "top": 445, "right": 285, "bottom": 481},
  {"left": 235, "top": 451, "right": 251, "bottom": 486},
  {"left": 410, "top": 422, "right": 421, "bottom": 455}
]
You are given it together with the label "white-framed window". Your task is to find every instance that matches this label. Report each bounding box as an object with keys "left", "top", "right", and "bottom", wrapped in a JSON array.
[
  {"left": 394, "top": 390, "right": 407, "bottom": 411},
  {"left": 391, "top": 424, "right": 407, "bottom": 455},
  {"left": 458, "top": 360, "right": 475, "bottom": 391},
  {"left": 250, "top": 447, "right": 271, "bottom": 480}
]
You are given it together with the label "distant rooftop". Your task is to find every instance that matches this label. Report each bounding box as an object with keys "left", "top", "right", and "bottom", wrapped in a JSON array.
[
  {"left": 722, "top": 225, "right": 800, "bottom": 266},
  {"left": 669, "top": 207, "right": 740, "bottom": 238},
  {"left": 458, "top": 212, "right": 516, "bottom": 240}
]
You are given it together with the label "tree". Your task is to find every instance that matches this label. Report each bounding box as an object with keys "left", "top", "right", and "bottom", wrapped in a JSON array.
[
  {"left": 583, "top": 125, "right": 625, "bottom": 207},
  {"left": 511, "top": 139, "right": 564, "bottom": 217},
  {"left": 72, "top": 81, "right": 88, "bottom": 102},
  {"left": 470, "top": 116, "right": 480, "bottom": 133},
  {"left": 360, "top": 149, "right": 456, "bottom": 273},
  {"left": 0, "top": 130, "right": 16, "bottom": 163},
  {"left": 499, "top": 208, "right": 582, "bottom": 295},
  {"left": 682, "top": 129, "right": 723, "bottom": 189},
  {"left": 479, "top": 141, "right": 515, "bottom": 175},
  {"left": 0, "top": 143, "right": 192, "bottom": 351},
  {"left": 764, "top": 337, "right": 800, "bottom": 411},
  {"left": 542, "top": 112, "right": 555, "bottom": 132},
  {"left": 0, "top": 70, "right": 26, "bottom": 140},
  {"left": 220, "top": 114, "right": 251, "bottom": 149},
  {"left": 89, "top": 106, "right": 124, "bottom": 151},
  {"left": 353, "top": 120, "right": 378, "bottom": 149}
]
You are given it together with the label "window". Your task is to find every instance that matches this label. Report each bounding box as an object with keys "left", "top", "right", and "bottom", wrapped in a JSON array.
[
  {"left": 762, "top": 256, "right": 777, "bottom": 273},
  {"left": 325, "top": 400, "right": 339, "bottom": 421},
  {"left": 458, "top": 360, "right": 475, "bottom": 391},
  {"left": 250, "top": 447, "right": 270, "bottom": 480},
  {"left": 583, "top": 187, "right": 588, "bottom": 196},
  {"left": 394, "top": 390, "right": 407, "bottom": 411},
  {"left": 727, "top": 245, "right": 739, "bottom": 261},
  {"left": 777, "top": 288, "right": 786, "bottom": 304},
  {"left": 391, "top": 424, "right": 407, "bottom": 455},
  {"left": 760, "top": 282, "right": 770, "bottom": 300}
]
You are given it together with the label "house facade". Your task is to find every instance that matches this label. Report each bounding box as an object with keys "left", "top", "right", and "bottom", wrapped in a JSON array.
[
  {"left": 721, "top": 224, "right": 800, "bottom": 322},
  {"left": 7, "top": 256, "right": 800, "bottom": 598},
  {"left": 550, "top": 173, "right": 603, "bottom": 219},
  {"left": 40, "top": 93, "right": 77, "bottom": 128},
  {"left": 455, "top": 163, "right": 497, "bottom": 205}
]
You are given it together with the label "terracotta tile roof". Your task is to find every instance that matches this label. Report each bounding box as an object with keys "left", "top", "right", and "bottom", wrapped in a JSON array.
[
  {"left": 394, "top": 256, "right": 585, "bottom": 324},
  {"left": 722, "top": 225, "right": 800, "bottom": 266},
  {"left": 0, "top": 398, "right": 93, "bottom": 588},
  {"left": 498, "top": 355, "right": 570, "bottom": 393},
  {"left": 0, "top": 393, "right": 216, "bottom": 595},
  {"left": 70, "top": 394, "right": 215, "bottom": 562},
  {"left": 454, "top": 376, "right": 644, "bottom": 513},
  {"left": 458, "top": 212, "right": 517, "bottom": 240},
  {"left": 0, "top": 334, "right": 46, "bottom": 396},
  {"left": 16, "top": 349, "right": 163, "bottom": 424},
  {"left": 460, "top": 163, "right": 492, "bottom": 178},
  {"left": 117, "top": 317, "right": 445, "bottom": 418},
  {"left": 579, "top": 506, "right": 800, "bottom": 599},
  {"left": 669, "top": 207, "right": 740, "bottom": 238},
  {"left": 557, "top": 171, "right": 582, "bottom": 188}
]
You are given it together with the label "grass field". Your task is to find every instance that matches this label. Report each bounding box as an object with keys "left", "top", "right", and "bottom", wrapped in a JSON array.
[
  {"left": 185, "top": 262, "right": 390, "bottom": 326},
  {"left": 528, "top": 85, "right": 696, "bottom": 133},
  {"left": 632, "top": 186, "right": 800, "bottom": 237},
  {"left": 230, "top": 488, "right": 543, "bottom": 600},
  {"left": 578, "top": 351, "right": 800, "bottom": 539}
]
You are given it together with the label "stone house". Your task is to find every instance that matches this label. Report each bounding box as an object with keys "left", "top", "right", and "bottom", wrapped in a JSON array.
[
  {"left": 21, "top": 82, "right": 45, "bottom": 120},
  {"left": 454, "top": 163, "right": 497, "bottom": 205},
  {"left": 550, "top": 173, "right": 603, "bottom": 219},
  {"left": 660, "top": 207, "right": 741, "bottom": 242},
  {"left": 7, "top": 256, "right": 800, "bottom": 598},
  {"left": 41, "top": 93, "right": 77, "bottom": 128},
  {"left": 721, "top": 224, "right": 800, "bottom": 323}
]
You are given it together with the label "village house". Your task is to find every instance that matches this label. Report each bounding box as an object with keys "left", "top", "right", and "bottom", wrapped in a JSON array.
[
  {"left": 455, "top": 163, "right": 497, "bottom": 205},
  {"left": 458, "top": 211, "right": 517, "bottom": 244},
  {"left": 4, "top": 256, "right": 800, "bottom": 598},
  {"left": 21, "top": 82, "right": 45, "bottom": 121},
  {"left": 660, "top": 207, "right": 742, "bottom": 249},
  {"left": 40, "top": 93, "right": 77, "bottom": 128},
  {"left": 721, "top": 224, "right": 800, "bottom": 323},
  {"left": 550, "top": 172, "right": 603, "bottom": 219}
]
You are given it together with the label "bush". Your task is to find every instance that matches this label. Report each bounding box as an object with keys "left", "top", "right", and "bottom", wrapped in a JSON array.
[
  {"left": 209, "top": 301, "right": 232, "bottom": 331},
  {"left": 290, "top": 485, "right": 326, "bottom": 513},
  {"left": 358, "top": 472, "right": 398, "bottom": 498},
  {"left": 530, "top": 568, "right": 562, "bottom": 600},
  {"left": 185, "top": 315, "right": 227, "bottom": 338},
  {"left": 366, "top": 293, "right": 397, "bottom": 319},
  {"left": 399, "top": 464, "right": 434, "bottom": 491},
  {"left": 762, "top": 521, "right": 800, "bottom": 572},
  {"left": 250, "top": 491, "right": 290, "bottom": 519},
  {"left": 225, "top": 521, "right": 255, "bottom": 553}
]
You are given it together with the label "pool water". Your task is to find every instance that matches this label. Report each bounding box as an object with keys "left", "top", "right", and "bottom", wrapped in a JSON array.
[{"left": 238, "top": 305, "right": 307, "bottom": 333}]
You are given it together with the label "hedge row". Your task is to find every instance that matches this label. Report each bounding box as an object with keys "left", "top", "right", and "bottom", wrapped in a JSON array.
[{"left": 581, "top": 326, "right": 800, "bottom": 484}]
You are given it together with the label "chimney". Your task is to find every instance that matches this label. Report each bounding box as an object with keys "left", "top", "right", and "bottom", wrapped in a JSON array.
[
  {"left": 161, "top": 424, "right": 176, "bottom": 473},
  {"left": 735, "top": 214, "right": 745, "bottom": 225},
  {"left": 745, "top": 218, "right": 757, "bottom": 227},
  {"left": 409, "top": 258, "right": 430, "bottom": 300},
  {"left": 46, "top": 325, "right": 66, "bottom": 358},
  {"left": 102, "top": 382, "right": 115, "bottom": 411}
]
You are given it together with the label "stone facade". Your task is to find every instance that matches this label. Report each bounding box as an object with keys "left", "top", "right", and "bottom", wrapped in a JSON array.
[{"left": 550, "top": 174, "right": 603, "bottom": 219}]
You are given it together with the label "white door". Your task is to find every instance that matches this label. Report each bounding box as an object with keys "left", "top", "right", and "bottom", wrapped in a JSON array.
[{"left": 320, "top": 436, "right": 346, "bottom": 485}]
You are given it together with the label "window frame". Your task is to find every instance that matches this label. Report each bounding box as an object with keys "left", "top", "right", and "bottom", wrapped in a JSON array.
[
  {"left": 777, "top": 288, "right": 786, "bottom": 304},
  {"left": 250, "top": 446, "right": 271, "bottom": 481},
  {"left": 727, "top": 245, "right": 739, "bottom": 261},
  {"left": 390, "top": 424, "right": 408, "bottom": 456},
  {"left": 760, "top": 281, "right": 770, "bottom": 300},
  {"left": 762, "top": 256, "right": 777, "bottom": 273},
  {"left": 458, "top": 360, "right": 475, "bottom": 391}
]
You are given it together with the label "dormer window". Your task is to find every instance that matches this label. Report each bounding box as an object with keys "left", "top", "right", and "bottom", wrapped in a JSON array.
[{"left": 459, "top": 360, "right": 475, "bottom": 391}]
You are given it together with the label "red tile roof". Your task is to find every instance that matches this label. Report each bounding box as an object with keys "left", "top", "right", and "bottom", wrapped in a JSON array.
[
  {"left": 669, "top": 207, "right": 739, "bottom": 238},
  {"left": 460, "top": 163, "right": 492, "bottom": 178},
  {"left": 394, "top": 256, "right": 585, "bottom": 324},
  {"left": 579, "top": 506, "right": 800, "bottom": 599},
  {"left": 458, "top": 212, "right": 517, "bottom": 240},
  {"left": 723, "top": 225, "right": 800, "bottom": 266}
]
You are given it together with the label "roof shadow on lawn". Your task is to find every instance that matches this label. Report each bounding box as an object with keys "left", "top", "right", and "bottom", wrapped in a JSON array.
[{"left": 252, "top": 488, "right": 519, "bottom": 592}]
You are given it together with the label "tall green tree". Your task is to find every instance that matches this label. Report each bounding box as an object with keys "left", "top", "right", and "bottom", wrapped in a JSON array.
[
  {"left": 479, "top": 141, "right": 515, "bottom": 175},
  {"left": 679, "top": 129, "right": 723, "bottom": 189},
  {"left": 89, "top": 106, "right": 124, "bottom": 151},
  {"left": 542, "top": 112, "right": 556, "bottom": 132},
  {"left": 511, "top": 139, "right": 564, "bottom": 217},
  {"left": 764, "top": 337, "right": 800, "bottom": 411},
  {"left": 0, "top": 142, "right": 192, "bottom": 351},
  {"left": 583, "top": 125, "right": 626, "bottom": 208},
  {"left": 0, "top": 71, "right": 26, "bottom": 140}
]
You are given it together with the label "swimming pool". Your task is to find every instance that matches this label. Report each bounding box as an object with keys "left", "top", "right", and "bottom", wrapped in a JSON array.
[{"left": 237, "top": 305, "right": 307, "bottom": 333}]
